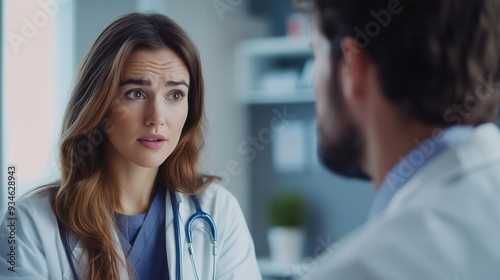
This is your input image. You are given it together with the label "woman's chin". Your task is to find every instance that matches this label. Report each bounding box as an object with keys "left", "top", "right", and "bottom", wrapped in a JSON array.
[{"left": 133, "top": 157, "right": 168, "bottom": 169}]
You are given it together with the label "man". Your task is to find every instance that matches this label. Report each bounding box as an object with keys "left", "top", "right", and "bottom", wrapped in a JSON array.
[{"left": 306, "top": 0, "right": 500, "bottom": 279}]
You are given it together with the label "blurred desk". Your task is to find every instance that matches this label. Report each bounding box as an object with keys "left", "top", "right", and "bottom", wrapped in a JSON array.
[{"left": 258, "top": 257, "right": 302, "bottom": 280}]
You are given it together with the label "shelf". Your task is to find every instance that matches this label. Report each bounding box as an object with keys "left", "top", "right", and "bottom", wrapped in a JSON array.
[
  {"left": 244, "top": 89, "right": 315, "bottom": 104},
  {"left": 235, "top": 36, "right": 314, "bottom": 104},
  {"left": 237, "top": 36, "right": 311, "bottom": 57}
]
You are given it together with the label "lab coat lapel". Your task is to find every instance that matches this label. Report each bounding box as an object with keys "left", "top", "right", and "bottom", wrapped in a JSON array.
[
  {"left": 165, "top": 191, "right": 197, "bottom": 280},
  {"left": 69, "top": 231, "right": 129, "bottom": 279},
  {"left": 66, "top": 238, "right": 86, "bottom": 279},
  {"left": 165, "top": 190, "right": 177, "bottom": 280}
]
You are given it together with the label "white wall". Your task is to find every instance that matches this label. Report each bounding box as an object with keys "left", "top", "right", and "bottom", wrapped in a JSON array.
[
  {"left": 1, "top": 0, "right": 75, "bottom": 214},
  {"left": 74, "top": 0, "right": 137, "bottom": 67}
]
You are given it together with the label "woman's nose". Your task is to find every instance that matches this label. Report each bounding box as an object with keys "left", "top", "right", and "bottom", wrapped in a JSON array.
[{"left": 145, "top": 99, "right": 165, "bottom": 127}]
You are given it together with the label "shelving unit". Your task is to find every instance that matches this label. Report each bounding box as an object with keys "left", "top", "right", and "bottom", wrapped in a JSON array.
[
  {"left": 235, "top": 37, "right": 319, "bottom": 277},
  {"left": 235, "top": 36, "right": 314, "bottom": 104}
]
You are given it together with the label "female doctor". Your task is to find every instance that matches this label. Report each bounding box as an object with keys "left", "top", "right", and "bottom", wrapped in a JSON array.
[{"left": 0, "top": 13, "right": 261, "bottom": 280}]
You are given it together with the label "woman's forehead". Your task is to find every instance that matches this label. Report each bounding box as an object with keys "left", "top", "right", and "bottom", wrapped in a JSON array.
[{"left": 121, "top": 49, "right": 190, "bottom": 83}]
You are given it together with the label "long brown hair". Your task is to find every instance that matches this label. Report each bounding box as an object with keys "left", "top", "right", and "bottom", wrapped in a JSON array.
[{"left": 51, "top": 13, "right": 217, "bottom": 279}]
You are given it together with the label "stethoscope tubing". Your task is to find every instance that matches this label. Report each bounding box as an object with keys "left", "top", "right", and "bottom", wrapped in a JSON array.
[{"left": 171, "top": 191, "right": 218, "bottom": 280}]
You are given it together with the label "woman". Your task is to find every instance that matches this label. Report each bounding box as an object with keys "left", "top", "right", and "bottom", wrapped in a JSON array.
[{"left": 0, "top": 13, "right": 261, "bottom": 280}]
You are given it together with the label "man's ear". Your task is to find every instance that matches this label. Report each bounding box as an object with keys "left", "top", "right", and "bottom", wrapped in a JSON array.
[
  {"left": 339, "top": 37, "right": 369, "bottom": 99},
  {"left": 340, "top": 37, "right": 363, "bottom": 64}
]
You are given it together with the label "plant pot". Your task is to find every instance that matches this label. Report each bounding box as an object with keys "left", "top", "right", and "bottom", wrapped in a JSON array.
[{"left": 267, "top": 226, "right": 305, "bottom": 264}]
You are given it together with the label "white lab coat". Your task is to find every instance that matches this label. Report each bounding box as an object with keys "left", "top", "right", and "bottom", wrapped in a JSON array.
[
  {"left": 307, "top": 123, "right": 500, "bottom": 280},
  {"left": 0, "top": 183, "right": 262, "bottom": 280}
]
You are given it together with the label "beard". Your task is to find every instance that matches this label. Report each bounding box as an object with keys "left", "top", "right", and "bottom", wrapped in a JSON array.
[
  {"left": 316, "top": 61, "right": 371, "bottom": 180},
  {"left": 318, "top": 122, "right": 371, "bottom": 180}
]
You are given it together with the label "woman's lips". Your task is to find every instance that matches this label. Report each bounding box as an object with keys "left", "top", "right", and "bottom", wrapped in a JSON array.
[{"left": 138, "top": 139, "right": 165, "bottom": 150}]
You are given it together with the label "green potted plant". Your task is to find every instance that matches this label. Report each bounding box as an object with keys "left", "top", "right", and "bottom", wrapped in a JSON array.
[{"left": 267, "top": 193, "right": 306, "bottom": 264}]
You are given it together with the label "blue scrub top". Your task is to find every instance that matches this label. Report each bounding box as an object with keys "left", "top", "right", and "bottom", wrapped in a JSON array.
[{"left": 115, "top": 186, "right": 169, "bottom": 280}]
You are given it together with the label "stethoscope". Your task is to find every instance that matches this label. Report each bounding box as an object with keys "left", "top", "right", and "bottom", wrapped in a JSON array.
[
  {"left": 60, "top": 190, "right": 218, "bottom": 280},
  {"left": 170, "top": 191, "right": 218, "bottom": 280}
]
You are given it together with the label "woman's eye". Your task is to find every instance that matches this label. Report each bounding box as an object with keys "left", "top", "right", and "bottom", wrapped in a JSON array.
[
  {"left": 125, "top": 89, "right": 145, "bottom": 100},
  {"left": 168, "top": 91, "right": 185, "bottom": 101}
]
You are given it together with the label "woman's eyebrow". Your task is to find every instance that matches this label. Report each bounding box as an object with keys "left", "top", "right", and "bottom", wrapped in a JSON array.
[
  {"left": 119, "top": 79, "right": 189, "bottom": 88},
  {"left": 119, "top": 79, "right": 151, "bottom": 86},
  {"left": 166, "top": 80, "right": 189, "bottom": 88}
]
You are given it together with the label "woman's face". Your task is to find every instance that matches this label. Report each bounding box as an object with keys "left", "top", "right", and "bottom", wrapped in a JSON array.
[{"left": 105, "top": 48, "right": 190, "bottom": 168}]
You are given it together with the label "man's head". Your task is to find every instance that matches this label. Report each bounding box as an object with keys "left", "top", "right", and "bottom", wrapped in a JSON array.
[{"left": 309, "top": 0, "right": 500, "bottom": 179}]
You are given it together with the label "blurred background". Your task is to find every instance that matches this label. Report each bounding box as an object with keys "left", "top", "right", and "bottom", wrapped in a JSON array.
[{"left": 0, "top": 0, "right": 374, "bottom": 278}]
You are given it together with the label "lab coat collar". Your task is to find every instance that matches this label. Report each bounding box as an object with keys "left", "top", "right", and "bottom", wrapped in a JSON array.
[
  {"left": 385, "top": 123, "right": 500, "bottom": 215},
  {"left": 369, "top": 125, "right": 474, "bottom": 220}
]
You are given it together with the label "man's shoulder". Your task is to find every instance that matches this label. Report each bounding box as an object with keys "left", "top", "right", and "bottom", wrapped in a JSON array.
[
  {"left": 388, "top": 123, "right": 500, "bottom": 212},
  {"left": 307, "top": 196, "right": 500, "bottom": 279}
]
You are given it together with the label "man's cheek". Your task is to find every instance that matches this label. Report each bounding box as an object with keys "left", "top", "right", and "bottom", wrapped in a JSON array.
[{"left": 314, "top": 72, "right": 330, "bottom": 101}]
